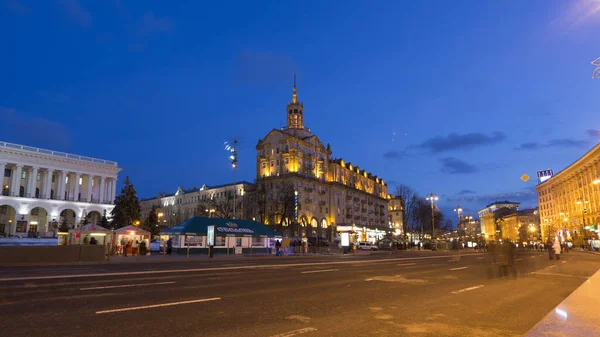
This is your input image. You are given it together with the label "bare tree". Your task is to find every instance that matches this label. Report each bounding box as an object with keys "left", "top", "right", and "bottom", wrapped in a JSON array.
[
  {"left": 268, "top": 181, "right": 296, "bottom": 234},
  {"left": 197, "top": 191, "right": 243, "bottom": 219},
  {"left": 395, "top": 184, "right": 417, "bottom": 237}
]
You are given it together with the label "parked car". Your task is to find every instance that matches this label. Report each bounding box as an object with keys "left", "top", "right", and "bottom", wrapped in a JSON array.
[
  {"left": 150, "top": 239, "right": 164, "bottom": 252},
  {"left": 357, "top": 242, "right": 378, "bottom": 251}
]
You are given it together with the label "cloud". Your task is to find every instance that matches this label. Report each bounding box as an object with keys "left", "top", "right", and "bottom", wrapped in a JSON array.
[
  {"left": 440, "top": 157, "right": 479, "bottom": 174},
  {"left": 5, "top": 0, "right": 30, "bottom": 13},
  {"left": 138, "top": 11, "right": 174, "bottom": 36},
  {"left": 382, "top": 150, "right": 405, "bottom": 160},
  {"left": 56, "top": 0, "right": 92, "bottom": 26},
  {"left": 234, "top": 50, "right": 298, "bottom": 86},
  {"left": 417, "top": 132, "right": 506, "bottom": 153},
  {"left": 587, "top": 129, "right": 600, "bottom": 138},
  {"left": 0, "top": 107, "right": 72, "bottom": 149},
  {"left": 449, "top": 188, "right": 538, "bottom": 207},
  {"left": 457, "top": 189, "right": 476, "bottom": 196},
  {"left": 515, "top": 138, "right": 589, "bottom": 151},
  {"left": 38, "top": 90, "right": 70, "bottom": 103}
]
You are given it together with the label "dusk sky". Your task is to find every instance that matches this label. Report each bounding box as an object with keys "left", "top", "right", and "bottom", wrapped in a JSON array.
[{"left": 2, "top": 0, "right": 600, "bottom": 223}]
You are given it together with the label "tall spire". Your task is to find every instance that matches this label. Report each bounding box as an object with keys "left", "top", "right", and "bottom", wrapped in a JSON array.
[{"left": 292, "top": 73, "right": 297, "bottom": 103}]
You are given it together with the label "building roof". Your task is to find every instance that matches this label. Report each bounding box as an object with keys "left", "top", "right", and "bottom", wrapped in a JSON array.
[
  {"left": 161, "top": 217, "right": 282, "bottom": 238},
  {"left": 536, "top": 141, "right": 600, "bottom": 188},
  {"left": 484, "top": 200, "right": 520, "bottom": 208},
  {"left": 140, "top": 181, "right": 254, "bottom": 201}
]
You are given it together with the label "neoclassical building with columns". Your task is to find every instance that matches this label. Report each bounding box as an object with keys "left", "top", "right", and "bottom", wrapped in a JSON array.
[
  {"left": 0, "top": 141, "right": 121, "bottom": 237},
  {"left": 536, "top": 142, "right": 600, "bottom": 243}
]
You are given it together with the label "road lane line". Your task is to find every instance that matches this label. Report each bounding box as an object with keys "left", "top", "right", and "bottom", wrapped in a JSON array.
[
  {"left": 95, "top": 297, "right": 221, "bottom": 314},
  {"left": 531, "top": 272, "right": 587, "bottom": 279},
  {"left": 476, "top": 257, "right": 484, "bottom": 260},
  {"left": 300, "top": 269, "right": 338, "bottom": 274},
  {"left": 270, "top": 327, "right": 318, "bottom": 337},
  {"left": 516, "top": 258, "right": 522, "bottom": 261},
  {"left": 549, "top": 265, "right": 556, "bottom": 268},
  {"left": 365, "top": 278, "right": 373, "bottom": 281},
  {"left": 0, "top": 254, "right": 484, "bottom": 282},
  {"left": 449, "top": 267, "right": 468, "bottom": 271},
  {"left": 80, "top": 281, "right": 175, "bottom": 291},
  {"left": 396, "top": 263, "right": 416, "bottom": 267},
  {"left": 452, "top": 285, "right": 484, "bottom": 294},
  {"left": 562, "top": 261, "right": 567, "bottom": 264},
  {"left": 530, "top": 256, "right": 536, "bottom": 259}
]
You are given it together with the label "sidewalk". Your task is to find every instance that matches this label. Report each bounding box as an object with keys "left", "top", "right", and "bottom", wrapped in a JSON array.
[{"left": 524, "top": 267, "right": 600, "bottom": 336}]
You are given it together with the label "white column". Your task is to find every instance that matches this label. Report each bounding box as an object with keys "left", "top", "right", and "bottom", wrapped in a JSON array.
[
  {"left": 45, "top": 169, "right": 53, "bottom": 199},
  {"left": 28, "top": 167, "right": 38, "bottom": 198},
  {"left": 11, "top": 165, "right": 22, "bottom": 196},
  {"left": 59, "top": 171, "right": 67, "bottom": 200},
  {"left": 74, "top": 172, "right": 81, "bottom": 202},
  {"left": 0, "top": 162, "right": 5, "bottom": 192},
  {"left": 99, "top": 177, "right": 106, "bottom": 204},
  {"left": 86, "top": 174, "right": 93, "bottom": 202},
  {"left": 111, "top": 177, "right": 117, "bottom": 203}
]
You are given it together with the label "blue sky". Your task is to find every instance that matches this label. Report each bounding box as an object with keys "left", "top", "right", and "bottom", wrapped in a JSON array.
[{"left": 2, "top": 0, "right": 600, "bottom": 223}]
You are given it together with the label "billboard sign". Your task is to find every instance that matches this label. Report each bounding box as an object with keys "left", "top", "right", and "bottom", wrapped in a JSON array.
[
  {"left": 537, "top": 169, "right": 554, "bottom": 184},
  {"left": 207, "top": 225, "right": 215, "bottom": 246}
]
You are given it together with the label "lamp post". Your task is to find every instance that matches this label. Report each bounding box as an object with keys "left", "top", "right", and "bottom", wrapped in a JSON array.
[
  {"left": 425, "top": 193, "right": 438, "bottom": 241},
  {"left": 454, "top": 206, "right": 463, "bottom": 239},
  {"left": 225, "top": 139, "right": 239, "bottom": 219},
  {"left": 576, "top": 198, "right": 589, "bottom": 246}
]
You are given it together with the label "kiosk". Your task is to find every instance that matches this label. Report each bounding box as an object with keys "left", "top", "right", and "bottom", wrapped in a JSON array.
[{"left": 113, "top": 225, "right": 151, "bottom": 256}]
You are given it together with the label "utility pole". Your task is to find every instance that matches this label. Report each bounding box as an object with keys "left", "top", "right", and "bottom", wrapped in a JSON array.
[
  {"left": 226, "top": 139, "right": 239, "bottom": 219},
  {"left": 426, "top": 193, "right": 438, "bottom": 241}
]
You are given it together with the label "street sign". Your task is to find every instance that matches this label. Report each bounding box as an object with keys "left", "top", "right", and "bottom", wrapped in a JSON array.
[
  {"left": 521, "top": 174, "right": 530, "bottom": 182},
  {"left": 207, "top": 225, "right": 215, "bottom": 246}
]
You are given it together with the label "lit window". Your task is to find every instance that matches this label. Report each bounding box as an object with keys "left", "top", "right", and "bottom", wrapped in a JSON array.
[
  {"left": 66, "top": 176, "right": 69, "bottom": 184},
  {"left": 21, "top": 171, "right": 26, "bottom": 179},
  {"left": 37, "top": 173, "right": 41, "bottom": 181},
  {"left": 79, "top": 177, "right": 83, "bottom": 185}
]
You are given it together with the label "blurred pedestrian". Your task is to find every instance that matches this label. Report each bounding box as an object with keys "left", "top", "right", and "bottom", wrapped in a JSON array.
[
  {"left": 553, "top": 240, "right": 561, "bottom": 261},
  {"left": 166, "top": 237, "right": 173, "bottom": 255}
]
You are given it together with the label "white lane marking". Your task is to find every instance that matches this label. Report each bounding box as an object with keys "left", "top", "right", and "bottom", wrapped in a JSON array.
[
  {"left": 516, "top": 259, "right": 523, "bottom": 261},
  {"left": 80, "top": 281, "right": 175, "bottom": 291},
  {"left": 562, "top": 261, "right": 567, "bottom": 264},
  {"left": 95, "top": 297, "right": 221, "bottom": 314},
  {"left": 270, "top": 327, "right": 318, "bottom": 337},
  {"left": 365, "top": 278, "right": 373, "bottom": 281},
  {"left": 396, "top": 263, "right": 416, "bottom": 267},
  {"left": 549, "top": 265, "right": 556, "bottom": 268},
  {"left": 300, "top": 269, "right": 338, "bottom": 274},
  {"left": 530, "top": 256, "right": 536, "bottom": 259},
  {"left": 531, "top": 272, "right": 587, "bottom": 279},
  {"left": 0, "top": 254, "right": 484, "bottom": 282},
  {"left": 476, "top": 257, "right": 485, "bottom": 260},
  {"left": 452, "top": 285, "right": 484, "bottom": 294},
  {"left": 449, "top": 267, "right": 468, "bottom": 271}
]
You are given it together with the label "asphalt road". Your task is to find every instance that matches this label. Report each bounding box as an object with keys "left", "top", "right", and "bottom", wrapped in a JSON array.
[{"left": 1, "top": 250, "right": 599, "bottom": 337}]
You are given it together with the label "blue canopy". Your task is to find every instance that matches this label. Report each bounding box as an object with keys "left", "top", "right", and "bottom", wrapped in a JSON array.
[{"left": 161, "top": 217, "right": 282, "bottom": 238}]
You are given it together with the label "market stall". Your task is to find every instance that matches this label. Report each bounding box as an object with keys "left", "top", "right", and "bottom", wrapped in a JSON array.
[
  {"left": 112, "top": 225, "right": 151, "bottom": 256},
  {"left": 67, "top": 224, "right": 111, "bottom": 246},
  {"left": 161, "top": 217, "right": 282, "bottom": 255}
]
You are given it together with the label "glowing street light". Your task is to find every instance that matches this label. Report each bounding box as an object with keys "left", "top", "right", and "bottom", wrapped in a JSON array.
[
  {"left": 593, "top": 179, "right": 600, "bottom": 185},
  {"left": 425, "top": 193, "right": 439, "bottom": 241},
  {"left": 225, "top": 139, "right": 239, "bottom": 219}
]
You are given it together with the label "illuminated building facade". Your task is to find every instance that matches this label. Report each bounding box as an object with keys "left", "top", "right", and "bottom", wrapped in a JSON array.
[
  {"left": 536, "top": 142, "right": 600, "bottom": 243},
  {"left": 140, "top": 182, "right": 255, "bottom": 228},
  {"left": 477, "top": 201, "right": 520, "bottom": 241},
  {"left": 497, "top": 209, "right": 540, "bottom": 242},
  {"left": 0, "top": 141, "right": 120, "bottom": 237},
  {"left": 255, "top": 79, "right": 389, "bottom": 241},
  {"left": 388, "top": 195, "right": 404, "bottom": 236}
]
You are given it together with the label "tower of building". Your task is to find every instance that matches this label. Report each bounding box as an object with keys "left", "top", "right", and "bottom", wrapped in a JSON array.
[{"left": 286, "top": 74, "right": 304, "bottom": 129}]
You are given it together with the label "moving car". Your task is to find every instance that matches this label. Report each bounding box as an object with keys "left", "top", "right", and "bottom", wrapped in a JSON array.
[{"left": 357, "top": 242, "right": 378, "bottom": 251}]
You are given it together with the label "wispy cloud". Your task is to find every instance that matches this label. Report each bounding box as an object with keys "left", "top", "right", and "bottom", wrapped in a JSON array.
[
  {"left": 457, "top": 189, "right": 476, "bottom": 196},
  {"left": 5, "top": 0, "right": 30, "bottom": 13},
  {"left": 449, "top": 188, "right": 538, "bottom": 207},
  {"left": 440, "top": 157, "right": 479, "bottom": 174},
  {"left": 234, "top": 50, "right": 298, "bottom": 86},
  {"left": 0, "top": 107, "right": 72, "bottom": 149},
  {"left": 138, "top": 11, "right": 174, "bottom": 36},
  {"left": 382, "top": 150, "right": 406, "bottom": 160},
  {"left": 417, "top": 132, "right": 506, "bottom": 153},
  {"left": 38, "top": 90, "right": 70, "bottom": 103},
  {"left": 56, "top": 0, "right": 92, "bottom": 27},
  {"left": 515, "top": 138, "right": 589, "bottom": 151},
  {"left": 587, "top": 129, "right": 600, "bottom": 138}
]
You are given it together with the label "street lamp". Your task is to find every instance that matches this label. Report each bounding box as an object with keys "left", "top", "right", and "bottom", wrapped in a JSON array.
[
  {"left": 225, "top": 139, "right": 239, "bottom": 219},
  {"left": 577, "top": 197, "right": 590, "bottom": 244},
  {"left": 593, "top": 179, "right": 600, "bottom": 185},
  {"left": 453, "top": 206, "right": 463, "bottom": 237},
  {"left": 425, "top": 193, "right": 438, "bottom": 241}
]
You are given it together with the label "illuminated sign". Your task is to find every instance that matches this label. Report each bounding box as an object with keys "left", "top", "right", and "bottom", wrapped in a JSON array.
[
  {"left": 537, "top": 169, "right": 554, "bottom": 183},
  {"left": 216, "top": 227, "right": 254, "bottom": 234},
  {"left": 341, "top": 232, "right": 350, "bottom": 247},
  {"left": 207, "top": 225, "right": 215, "bottom": 246}
]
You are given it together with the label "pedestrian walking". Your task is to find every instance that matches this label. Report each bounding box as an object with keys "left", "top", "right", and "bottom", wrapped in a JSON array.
[
  {"left": 553, "top": 240, "right": 562, "bottom": 261},
  {"left": 166, "top": 237, "right": 173, "bottom": 255}
]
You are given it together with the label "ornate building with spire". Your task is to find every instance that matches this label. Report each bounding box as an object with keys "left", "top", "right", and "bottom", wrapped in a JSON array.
[{"left": 255, "top": 77, "right": 389, "bottom": 242}]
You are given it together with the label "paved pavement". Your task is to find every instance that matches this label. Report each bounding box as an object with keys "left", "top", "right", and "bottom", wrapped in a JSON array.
[{"left": 1, "top": 250, "right": 599, "bottom": 337}]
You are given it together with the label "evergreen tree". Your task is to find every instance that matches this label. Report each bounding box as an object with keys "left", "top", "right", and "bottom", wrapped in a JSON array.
[
  {"left": 100, "top": 210, "right": 110, "bottom": 229},
  {"left": 58, "top": 218, "right": 70, "bottom": 232},
  {"left": 143, "top": 205, "right": 160, "bottom": 237},
  {"left": 110, "top": 176, "right": 141, "bottom": 229},
  {"left": 81, "top": 213, "right": 90, "bottom": 225}
]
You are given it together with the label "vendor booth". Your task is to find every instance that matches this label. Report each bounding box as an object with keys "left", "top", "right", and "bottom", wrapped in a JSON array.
[
  {"left": 113, "top": 225, "right": 151, "bottom": 256},
  {"left": 161, "top": 217, "right": 282, "bottom": 255},
  {"left": 68, "top": 224, "right": 111, "bottom": 246}
]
